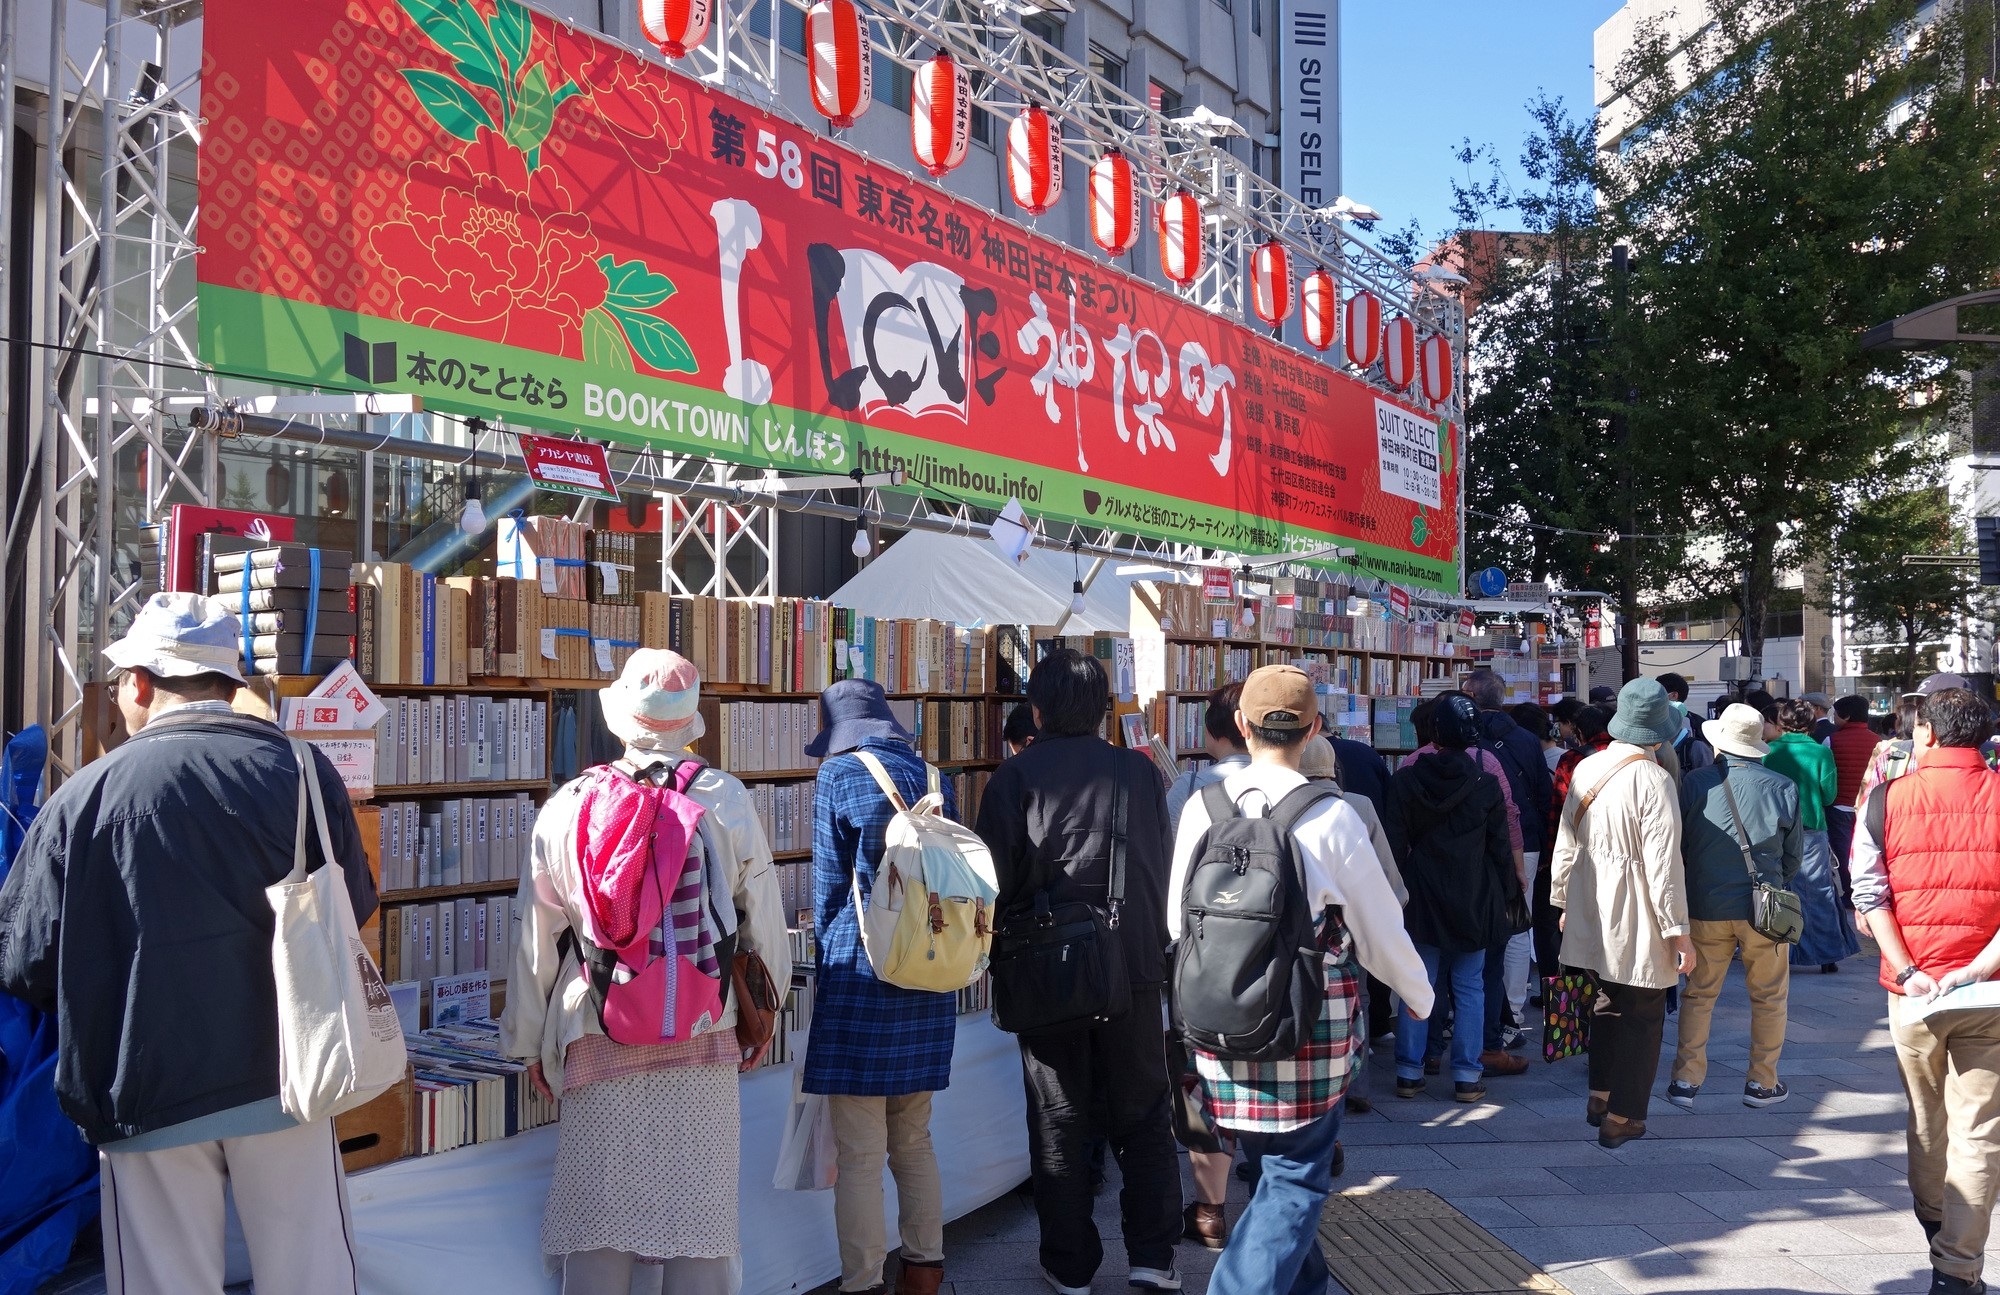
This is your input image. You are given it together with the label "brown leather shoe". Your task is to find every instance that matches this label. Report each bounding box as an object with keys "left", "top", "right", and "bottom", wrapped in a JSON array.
[
  {"left": 1479, "top": 1049, "right": 1528, "bottom": 1077},
  {"left": 1586, "top": 1094, "right": 1608, "bottom": 1127},
  {"left": 895, "top": 1259, "right": 944, "bottom": 1295},
  {"left": 1598, "top": 1114, "right": 1646, "bottom": 1149},
  {"left": 1184, "top": 1202, "right": 1229, "bottom": 1250}
]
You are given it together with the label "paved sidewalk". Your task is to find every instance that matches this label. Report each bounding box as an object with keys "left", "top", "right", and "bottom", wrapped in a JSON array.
[{"left": 939, "top": 947, "right": 1931, "bottom": 1295}]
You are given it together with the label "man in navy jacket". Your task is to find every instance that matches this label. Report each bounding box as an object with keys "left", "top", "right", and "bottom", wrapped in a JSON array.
[
  {"left": 0, "top": 593, "right": 373, "bottom": 1295},
  {"left": 1465, "top": 669, "right": 1554, "bottom": 1072}
]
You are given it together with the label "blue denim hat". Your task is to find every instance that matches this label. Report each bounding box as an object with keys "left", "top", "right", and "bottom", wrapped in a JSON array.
[{"left": 803, "top": 677, "right": 914, "bottom": 758}]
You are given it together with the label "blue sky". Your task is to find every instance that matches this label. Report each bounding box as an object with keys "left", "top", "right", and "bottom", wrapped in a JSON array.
[{"left": 1341, "top": 1, "right": 1625, "bottom": 245}]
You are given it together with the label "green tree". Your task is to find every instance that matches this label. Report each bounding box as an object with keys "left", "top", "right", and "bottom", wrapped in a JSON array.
[
  {"left": 1826, "top": 451, "right": 1985, "bottom": 692},
  {"left": 1603, "top": 0, "right": 2000, "bottom": 665}
]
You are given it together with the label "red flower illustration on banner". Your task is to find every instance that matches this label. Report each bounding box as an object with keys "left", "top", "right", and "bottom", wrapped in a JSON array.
[
  {"left": 369, "top": 131, "right": 606, "bottom": 356},
  {"left": 546, "top": 23, "right": 690, "bottom": 176}
]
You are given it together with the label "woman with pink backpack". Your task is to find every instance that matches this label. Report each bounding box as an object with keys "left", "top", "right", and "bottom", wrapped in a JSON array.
[{"left": 502, "top": 650, "right": 791, "bottom": 1294}]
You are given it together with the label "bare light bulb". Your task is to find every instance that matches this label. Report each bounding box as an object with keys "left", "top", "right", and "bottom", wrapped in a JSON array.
[
  {"left": 458, "top": 484, "right": 487, "bottom": 536},
  {"left": 851, "top": 527, "right": 872, "bottom": 558},
  {"left": 1240, "top": 601, "right": 1257, "bottom": 630},
  {"left": 1070, "top": 580, "right": 1087, "bottom": 615}
]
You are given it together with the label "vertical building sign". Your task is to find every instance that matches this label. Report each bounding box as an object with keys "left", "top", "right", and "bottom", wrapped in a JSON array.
[{"left": 1279, "top": 1, "right": 1338, "bottom": 351}]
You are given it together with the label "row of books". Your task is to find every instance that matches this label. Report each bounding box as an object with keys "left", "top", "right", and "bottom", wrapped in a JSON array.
[
  {"left": 376, "top": 694, "right": 548, "bottom": 789},
  {"left": 375, "top": 794, "right": 537, "bottom": 892},
  {"left": 381, "top": 895, "right": 518, "bottom": 989},
  {"left": 1161, "top": 643, "right": 1260, "bottom": 694},
  {"left": 498, "top": 514, "right": 592, "bottom": 601},
  {"left": 351, "top": 561, "right": 471, "bottom": 686},
  {"left": 748, "top": 780, "right": 817, "bottom": 856},
  {"left": 407, "top": 1021, "right": 558, "bottom": 1156},
  {"left": 587, "top": 529, "right": 639, "bottom": 606},
  {"left": 692, "top": 699, "right": 824, "bottom": 775}
]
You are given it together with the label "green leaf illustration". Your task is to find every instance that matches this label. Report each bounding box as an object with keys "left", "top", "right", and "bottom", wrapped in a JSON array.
[
  {"left": 606, "top": 304, "right": 699, "bottom": 374},
  {"left": 584, "top": 308, "right": 636, "bottom": 372},
  {"left": 493, "top": 0, "right": 532, "bottom": 77},
  {"left": 401, "top": 68, "right": 495, "bottom": 141},
  {"left": 504, "top": 62, "right": 557, "bottom": 156},
  {"left": 1436, "top": 417, "right": 1454, "bottom": 475},
  {"left": 599, "top": 255, "right": 678, "bottom": 310},
  {"left": 552, "top": 80, "right": 583, "bottom": 110},
  {"left": 398, "top": 0, "right": 506, "bottom": 95}
]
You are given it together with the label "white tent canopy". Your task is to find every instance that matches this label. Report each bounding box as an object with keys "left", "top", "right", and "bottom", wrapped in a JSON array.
[{"left": 827, "top": 531, "right": 1190, "bottom": 633}]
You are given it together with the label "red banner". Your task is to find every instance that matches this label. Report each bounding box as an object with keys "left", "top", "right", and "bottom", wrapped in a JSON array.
[{"left": 195, "top": 0, "right": 1459, "bottom": 588}]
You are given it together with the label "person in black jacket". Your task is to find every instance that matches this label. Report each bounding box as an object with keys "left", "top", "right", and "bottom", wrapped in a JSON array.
[
  {"left": 974, "top": 648, "right": 1182, "bottom": 1295},
  {"left": 1465, "top": 668, "right": 1553, "bottom": 1066},
  {"left": 1386, "top": 694, "right": 1519, "bottom": 1104},
  {"left": 0, "top": 593, "right": 374, "bottom": 1295}
]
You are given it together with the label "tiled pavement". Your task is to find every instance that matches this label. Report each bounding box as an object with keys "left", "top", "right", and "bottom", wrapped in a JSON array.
[{"left": 936, "top": 946, "right": 1937, "bottom": 1295}]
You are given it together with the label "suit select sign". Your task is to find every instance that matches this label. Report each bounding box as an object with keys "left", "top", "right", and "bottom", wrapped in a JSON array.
[
  {"left": 194, "top": 0, "right": 1459, "bottom": 589},
  {"left": 518, "top": 434, "right": 618, "bottom": 501}
]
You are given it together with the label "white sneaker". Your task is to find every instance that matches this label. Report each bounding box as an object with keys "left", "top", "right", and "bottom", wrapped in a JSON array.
[
  {"left": 1042, "top": 1268, "right": 1090, "bottom": 1295},
  {"left": 1129, "top": 1266, "right": 1183, "bottom": 1291}
]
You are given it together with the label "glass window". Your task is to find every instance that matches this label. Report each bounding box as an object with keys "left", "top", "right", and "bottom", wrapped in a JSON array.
[{"left": 1089, "top": 46, "right": 1125, "bottom": 91}]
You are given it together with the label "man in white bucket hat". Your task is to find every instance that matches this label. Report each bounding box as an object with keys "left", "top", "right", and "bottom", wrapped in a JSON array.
[
  {"left": 0, "top": 591, "right": 375, "bottom": 1294},
  {"left": 1666, "top": 703, "right": 1802, "bottom": 1113}
]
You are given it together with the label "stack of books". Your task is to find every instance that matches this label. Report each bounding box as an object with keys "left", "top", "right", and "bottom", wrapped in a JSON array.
[
  {"left": 211, "top": 546, "right": 354, "bottom": 676},
  {"left": 407, "top": 1021, "right": 557, "bottom": 1156}
]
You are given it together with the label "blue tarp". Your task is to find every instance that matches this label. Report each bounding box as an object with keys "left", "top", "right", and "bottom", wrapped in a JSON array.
[{"left": 0, "top": 727, "right": 97, "bottom": 1295}]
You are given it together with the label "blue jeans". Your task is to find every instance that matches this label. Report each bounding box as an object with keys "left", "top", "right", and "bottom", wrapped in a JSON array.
[
  {"left": 1208, "top": 1103, "right": 1343, "bottom": 1295},
  {"left": 1397, "top": 946, "right": 1485, "bottom": 1083}
]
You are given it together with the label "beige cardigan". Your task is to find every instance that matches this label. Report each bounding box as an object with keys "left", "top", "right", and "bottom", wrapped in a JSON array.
[
  {"left": 499, "top": 759, "right": 792, "bottom": 1098},
  {"left": 1550, "top": 741, "right": 1690, "bottom": 990}
]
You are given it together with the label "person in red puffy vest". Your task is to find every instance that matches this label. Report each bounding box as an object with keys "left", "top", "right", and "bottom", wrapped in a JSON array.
[{"left": 1851, "top": 687, "right": 2000, "bottom": 1295}]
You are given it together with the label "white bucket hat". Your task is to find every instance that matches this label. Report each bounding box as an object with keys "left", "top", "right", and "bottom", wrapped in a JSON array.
[
  {"left": 103, "top": 592, "right": 249, "bottom": 685},
  {"left": 1702, "top": 703, "right": 1770, "bottom": 761},
  {"left": 600, "top": 649, "right": 707, "bottom": 749}
]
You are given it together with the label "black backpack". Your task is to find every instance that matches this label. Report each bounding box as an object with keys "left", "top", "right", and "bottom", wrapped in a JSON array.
[{"left": 1172, "top": 781, "right": 1337, "bottom": 1062}]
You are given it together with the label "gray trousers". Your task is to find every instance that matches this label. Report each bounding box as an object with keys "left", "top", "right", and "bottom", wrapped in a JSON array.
[{"left": 560, "top": 1248, "right": 736, "bottom": 1295}]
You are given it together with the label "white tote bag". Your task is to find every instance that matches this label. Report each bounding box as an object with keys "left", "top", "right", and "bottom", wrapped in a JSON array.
[
  {"left": 268, "top": 738, "right": 407, "bottom": 1124},
  {"left": 771, "top": 1067, "right": 838, "bottom": 1191}
]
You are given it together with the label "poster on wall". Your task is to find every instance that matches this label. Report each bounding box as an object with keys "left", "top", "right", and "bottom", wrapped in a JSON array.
[{"left": 194, "top": 0, "right": 1461, "bottom": 590}]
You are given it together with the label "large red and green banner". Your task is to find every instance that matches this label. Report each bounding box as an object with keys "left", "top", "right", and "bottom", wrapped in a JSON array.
[{"left": 197, "top": 0, "right": 1461, "bottom": 589}]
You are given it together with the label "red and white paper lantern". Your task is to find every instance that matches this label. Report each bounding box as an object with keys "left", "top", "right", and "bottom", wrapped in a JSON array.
[
  {"left": 1420, "top": 332, "right": 1454, "bottom": 404},
  {"left": 1007, "top": 106, "right": 1062, "bottom": 216},
  {"left": 1089, "top": 151, "right": 1139, "bottom": 256},
  {"left": 1250, "top": 241, "right": 1294, "bottom": 325},
  {"left": 806, "top": 0, "right": 871, "bottom": 128},
  {"left": 1382, "top": 315, "right": 1417, "bottom": 389},
  {"left": 1343, "top": 290, "right": 1382, "bottom": 369},
  {"left": 912, "top": 50, "right": 971, "bottom": 177},
  {"left": 1301, "top": 269, "right": 1337, "bottom": 351},
  {"left": 1157, "top": 190, "right": 1203, "bottom": 286},
  {"left": 640, "top": 0, "right": 711, "bottom": 58}
]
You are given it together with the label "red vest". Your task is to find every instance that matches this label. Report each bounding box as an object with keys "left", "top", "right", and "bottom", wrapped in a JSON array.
[
  {"left": 1879, "top": 746, "right": 2000, "bottom": 991},
  {"left": 1829, "top": 723, "right": 1878, "bottom": 809}
]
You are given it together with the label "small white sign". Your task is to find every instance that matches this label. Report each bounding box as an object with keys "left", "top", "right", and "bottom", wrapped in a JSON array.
[
  {"left": 1374, "top": 398, "right": 1442, "bottom": 509},
  {"left": 304, "top": 733, "right": 376, "bottom": 798},
  {"left": 430, "top": 971, "right": 492, "bottom": 1026},
  {"left": 593, "top": 637, "right": 615, "bottom": 673},
  {"left": 540, "top": 627, "right": 559, "bottom": 660},
  {"left": 540, "top": 561, "right": 559, "bottom": 594},
  {"left": 279, "top": 696, "right": 358, "bottom": 731},
  {"left": 309, "top": 660, "right": 385, "bottom": 729},
  {"left": 595, "top": 561, "right": 620, "bottom": 596}
]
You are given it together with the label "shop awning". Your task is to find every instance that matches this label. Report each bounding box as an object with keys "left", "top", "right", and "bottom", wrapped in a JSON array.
[{"left": 828, "top": 531, "right": 1187, "bottom": 633}]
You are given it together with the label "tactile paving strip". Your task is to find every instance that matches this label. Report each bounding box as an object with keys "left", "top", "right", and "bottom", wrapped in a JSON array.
[{"left": 1319, "top": 1190, "right": 1571, "bottom": 1295}]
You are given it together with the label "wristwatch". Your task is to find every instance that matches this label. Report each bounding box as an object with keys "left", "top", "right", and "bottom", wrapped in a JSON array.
[{"left": 1896, "top": 964, "right": 1924, "bottom": 986}]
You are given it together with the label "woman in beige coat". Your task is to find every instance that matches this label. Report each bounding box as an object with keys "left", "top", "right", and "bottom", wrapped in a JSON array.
[
  {"left": 502, "top": 650, "right": 791, "bottom": 1295},
  {"left": 1550, "top": 677, "right": 1695, "bottom": 1149}
]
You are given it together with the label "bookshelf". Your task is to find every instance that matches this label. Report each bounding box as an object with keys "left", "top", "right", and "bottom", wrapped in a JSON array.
[{"left": 1129, "top": 580, "right": 1471, "bottom": 762}]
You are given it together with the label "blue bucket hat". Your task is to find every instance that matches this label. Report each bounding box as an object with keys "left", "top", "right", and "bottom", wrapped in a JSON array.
[
  {"left": 803, "top": 678, "right": 914, "bottom": 758},
  {"left": 1608, "top": 677, "right": 1680, "bottom": 746}
]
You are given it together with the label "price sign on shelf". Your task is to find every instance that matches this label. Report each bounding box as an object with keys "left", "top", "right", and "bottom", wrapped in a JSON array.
[
  {"left": 518, "top": 433, "right": 618, "bottom": 501},
  {"left": 1202, "top": 567, "right": 1235, "bottom": 601},
  {"left": 1388, "top": 587, "right": 1411, "bottom": 620},
  {"left": 1458, "top": 609, "right": 1476, "bottom": 635}
]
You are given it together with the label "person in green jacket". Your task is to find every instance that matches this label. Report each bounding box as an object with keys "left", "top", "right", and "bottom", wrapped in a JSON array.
[{"left": 1764, "top": 699, "right": 1861, "bottom": 970}]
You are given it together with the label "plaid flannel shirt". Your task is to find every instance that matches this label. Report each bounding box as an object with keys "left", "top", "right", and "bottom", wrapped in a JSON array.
[
  {"left": 1195, "top": 917, "right": 1362, "bottom": 1133},
  {"left": 802, "top": 737, "right": 960, "bottom": 1096}
]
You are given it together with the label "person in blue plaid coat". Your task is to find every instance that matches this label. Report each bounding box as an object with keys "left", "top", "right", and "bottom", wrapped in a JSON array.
[{"left": 803, "top": 679, "right": 958, "bottom": 1295}]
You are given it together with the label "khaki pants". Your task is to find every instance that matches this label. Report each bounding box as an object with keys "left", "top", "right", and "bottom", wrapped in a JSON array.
[
  {"left": 1889, "top": 995, "right": 2000, "bottom": 1283},
  {"left": 827, "top": 1092, "right": 944, "bottom": 1292},
  {"left": 1671, "top": 919, "right": 1790, "bottom": 1090},
  {"left": 99, "top": 1117, "right": 356, "bottom": 1295}
]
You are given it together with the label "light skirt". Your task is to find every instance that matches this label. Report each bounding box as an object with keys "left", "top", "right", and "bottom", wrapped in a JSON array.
[{"left": 541, "top": 1061, "right": 740, "bottom": 1265}]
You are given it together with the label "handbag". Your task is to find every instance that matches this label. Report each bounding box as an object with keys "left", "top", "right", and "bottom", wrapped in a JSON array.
[
  {"left": 1540, "top": 969, "right": 1597, "bottom": 1063},
  {"left": 268, "top": 739, "right": 408, "bottom": 1124},
  {"left": 1720, "top": 771, "right": 1805, "bottom": 944},
  {"left": 988, "top": 774, "right": 1132, "bottom": 1036},
  {"left": 732, "top": 949, "right": 783, "bottom": 1057}
]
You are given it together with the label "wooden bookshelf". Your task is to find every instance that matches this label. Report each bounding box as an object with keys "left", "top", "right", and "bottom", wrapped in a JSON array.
[
  {"left": 371, "top": 777, "right": 547, "bottom": 799},
  {"left": 380, "top": 878, "right": 519, "bottom": 903}
]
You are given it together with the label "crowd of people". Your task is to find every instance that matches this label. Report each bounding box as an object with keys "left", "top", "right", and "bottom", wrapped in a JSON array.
[{"left": 6, "top": 592, "right": 2000, "bottom": 1295}]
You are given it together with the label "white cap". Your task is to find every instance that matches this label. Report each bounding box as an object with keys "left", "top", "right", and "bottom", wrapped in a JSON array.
[{"left": 103, "top": 592, "right": 249, "bottom": 685}]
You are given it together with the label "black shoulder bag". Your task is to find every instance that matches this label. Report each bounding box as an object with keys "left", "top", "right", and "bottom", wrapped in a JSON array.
[
  {"left": 1719, "top": 768, "right": 1804, "bottom": 945},
  {"left": 989, "top": 773, "right": 1133, "bottom": 1036}
]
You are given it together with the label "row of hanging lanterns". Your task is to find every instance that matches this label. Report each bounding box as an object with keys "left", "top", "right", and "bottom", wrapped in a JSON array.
[{"left": 644, "top": 0, "right": 1455, "bottom": 402}]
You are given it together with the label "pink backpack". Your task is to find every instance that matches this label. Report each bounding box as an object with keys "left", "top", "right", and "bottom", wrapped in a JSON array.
[{"left": 562, "top": 757, "right": 732, "bottom": 1046}]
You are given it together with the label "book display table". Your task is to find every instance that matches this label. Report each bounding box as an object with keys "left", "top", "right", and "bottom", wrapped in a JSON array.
[{"left": 347, "top": 1014, "right": 1029, "bottom": 1295}]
